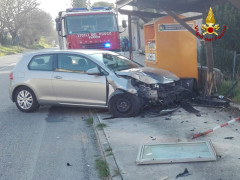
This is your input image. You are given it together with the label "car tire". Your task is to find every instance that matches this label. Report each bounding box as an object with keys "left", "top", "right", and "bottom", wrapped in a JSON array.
[
  {"left": 14, "top": 87, "right": 39, "bottom": 112},
  {"left": 108, "top": 93, "right": 141, "bottom": 117}
]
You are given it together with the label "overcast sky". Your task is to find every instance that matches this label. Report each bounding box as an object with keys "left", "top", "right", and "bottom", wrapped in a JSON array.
[{"left": 38, "top": 0, "right": 116, "bottom": 19}]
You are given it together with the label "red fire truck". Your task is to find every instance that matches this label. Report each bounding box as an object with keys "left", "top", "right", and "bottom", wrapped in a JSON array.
[{"left": 55, "top": 7, "right": 121, "bottom": 51}]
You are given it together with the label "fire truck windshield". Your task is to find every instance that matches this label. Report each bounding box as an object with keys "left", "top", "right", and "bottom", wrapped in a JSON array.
[{"left": 66, "top": 14, "right": 118, "bottom": 34}]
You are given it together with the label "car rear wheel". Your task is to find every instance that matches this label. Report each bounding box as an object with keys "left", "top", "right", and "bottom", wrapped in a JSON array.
[
  {"left": 108, "top": 93, "right": 141, "bottom": 117},
  {"left": 15, "top": 87, "right": 39, "bottom": 112}
]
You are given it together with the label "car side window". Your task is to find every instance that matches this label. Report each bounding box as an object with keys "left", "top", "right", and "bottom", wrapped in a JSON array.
[
  {"left": 56, "top": 54, "right": 98, "bottom": 73},
  {"left": 28, "top": 55, "right": 54, "bottom": 71}
]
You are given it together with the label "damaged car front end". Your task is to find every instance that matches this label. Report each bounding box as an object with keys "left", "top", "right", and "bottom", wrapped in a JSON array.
[
  {"left": 89, "top": 52, "right": 197, "bottom": 117},
  {"left": 115, "top": 67, "right": 196, "bottom": 109}
]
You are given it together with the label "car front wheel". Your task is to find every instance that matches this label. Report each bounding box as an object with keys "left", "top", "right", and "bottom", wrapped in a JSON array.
[
  {"left": 108, "top": 93, "right": 141, "bottom": 117},
  {"left": 15, "top": 87, "right": 39, "bottom": 112}
]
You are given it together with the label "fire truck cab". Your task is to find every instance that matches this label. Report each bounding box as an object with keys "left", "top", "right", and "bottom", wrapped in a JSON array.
[{"left": 55, "top": 7, "right": 121, "bottom": 51}]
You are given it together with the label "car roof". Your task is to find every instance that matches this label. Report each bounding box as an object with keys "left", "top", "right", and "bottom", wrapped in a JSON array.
[{"left": 26, "top": 49, "right": 117, "bottom": 56}]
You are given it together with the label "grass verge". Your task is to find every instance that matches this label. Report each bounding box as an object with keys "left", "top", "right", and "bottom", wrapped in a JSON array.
[
  {"left": 105, "top": 147, "right": 112, "bottom": 152},
  {"left": 0, "top": 45, "right": 24, "bottom": 56},
  {"left": 97, "top": 123, "right": 107, "bottom": 130},
  {"left": 86, "top": 117, "right": 93, "bottom": 125},
  {"left": 95, "top": 159, "right": 109, "bottom": 178}
]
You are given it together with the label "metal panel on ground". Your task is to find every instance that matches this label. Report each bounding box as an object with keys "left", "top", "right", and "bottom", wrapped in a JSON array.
[{"left": 136, "top": 141, "right": 217, "bottom": 164}]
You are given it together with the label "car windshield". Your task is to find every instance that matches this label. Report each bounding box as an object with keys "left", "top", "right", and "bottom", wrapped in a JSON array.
[
  {"left": 66, "top": 14, "right": 118, "bottom": 34},
  {"left": 89, "top": 52, "right": 142, "bottom": 72}
]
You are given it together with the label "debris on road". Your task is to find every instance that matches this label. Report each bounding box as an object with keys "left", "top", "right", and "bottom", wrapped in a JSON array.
[
  {"left": 140, "top": 105, "right": 179, "bottom": 118},
  {"left": 176, "top": 168, "right": 191, "bottom": 179},
  {"left": 180, "top": 101, "right": 200, "bottom": 116},
  {"left": 66, "top": 163, "right": 72, "bottom": 166},
  {"left": 136, "top": 141, "right": 216, "bottom": 164},
  {"left": 150, "top": 136, "right": 156, "bottom": 140},
  {"left": 103, "top": 116, "right": 115, "bottom": 120},
  {"left": 159, "top": 176, "right": 169, "bottom": 180},
  {"left": 139, "top": 95, "right": 229, "bottom": 118},
  {"left": 192, "top": 116, "right": 240, "bottom": 139},
  {"left": 191, "top": 96, "right": 230, "bottom": 108},
  {"left": 224, "top": 137, "right": 234, "bottom": 140}
]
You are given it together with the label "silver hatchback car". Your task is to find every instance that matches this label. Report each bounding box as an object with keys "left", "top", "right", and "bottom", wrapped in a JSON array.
[{"left": 9, "top": 50, "right": 193, "bottom": 117}]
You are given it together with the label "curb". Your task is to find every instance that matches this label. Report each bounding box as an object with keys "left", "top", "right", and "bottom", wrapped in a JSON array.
[{"left": 91, "top": 110, "right": 123, "bottom": 180}]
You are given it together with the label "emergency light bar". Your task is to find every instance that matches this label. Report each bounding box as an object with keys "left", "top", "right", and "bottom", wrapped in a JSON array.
[
  {"left": 66, "top": 8, "right": 88, "bottom": 12},
  {"left": 66, "top": 7, "right": 112, "bottom": 12},
  {"left": 92, "top": 7, "right": 112, "bottom": 10}
]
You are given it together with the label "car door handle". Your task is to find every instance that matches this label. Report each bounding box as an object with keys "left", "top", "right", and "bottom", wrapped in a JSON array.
[{"left": 54, "top": 76, "right": 62, "bottom": 79}]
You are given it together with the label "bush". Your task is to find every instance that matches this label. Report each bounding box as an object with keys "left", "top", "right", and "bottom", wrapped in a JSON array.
[{"left": 217, "top": 80, "right": 240, "bottom": 103}]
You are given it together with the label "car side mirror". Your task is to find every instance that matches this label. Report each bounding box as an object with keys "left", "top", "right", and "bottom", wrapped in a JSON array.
[
  {"left": 122, "top": 20, "right": 127, "bottom": 28},
  {"left": 56, "top": 22, "right": 61, "bottom": 31},
  {"left": 55, "top": 18, "right": 61, "bottom": 31},
  {"left": 86, "top": 67, "right": 102, "bottom": 75}
]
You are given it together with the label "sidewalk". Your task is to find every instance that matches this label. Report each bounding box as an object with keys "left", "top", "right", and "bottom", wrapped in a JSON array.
[
  {"left": 120, "top": 51, "right": 146, "bottom": 66},
  {"left": 95, "top": 106, "right": 240, "bottom": 180},
  {"left": 92, "top": 52, "right": 240, "bottom": 180}
]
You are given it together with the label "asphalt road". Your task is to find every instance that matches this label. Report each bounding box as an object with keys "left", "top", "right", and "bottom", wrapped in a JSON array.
[{"left": 0, "top": 52, "right": 101, "bottom": 180}]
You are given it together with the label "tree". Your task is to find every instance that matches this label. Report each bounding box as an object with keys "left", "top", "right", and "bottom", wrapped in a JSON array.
[
  {"left": 0, "top": 0, "right": 13, "bottom": 44},
  {"left": 92, "top": 1, "right": 114, "bottom": 8},
  {"left": 0, "top": 0, "right": 56, "bottom": 47},
  {"left": 72, "top": 0, "right": 87, "bottom": 8},
  {"left": 6, "top": 0, "right": 38, "bottom": 41},
  {"left": 200, "top": 3, "right": 240, "bottom": 75},
  {"left": 213, "top": 2, "right": 240, "bottom": 52},
  {"left": 18, "top": 8, "right": 56, "bottom": 46},
  {"left": 210, "top": 3, "right": 240, "bottom": 75},
  {"left": 0, "top": 0, "right": 38, "bottom": 44}
]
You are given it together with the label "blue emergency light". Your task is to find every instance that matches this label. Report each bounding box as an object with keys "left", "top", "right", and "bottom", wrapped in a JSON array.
[
  {"left": 66, "top": 8, "right": 88, "bottom": 12},
  {"left": 104, "top": 43, "right": 111, "bottom": 48},
  {"left": 92, "top": 7, "right": 112, "bottom": 10}
]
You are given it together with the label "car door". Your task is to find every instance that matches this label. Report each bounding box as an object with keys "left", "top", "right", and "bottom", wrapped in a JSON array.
[
  {"left": 52, "top": 53, "right": 107, "bottom": 105},
  {"left": 27, "top": 54, "right": 55, "bottom": 103}
]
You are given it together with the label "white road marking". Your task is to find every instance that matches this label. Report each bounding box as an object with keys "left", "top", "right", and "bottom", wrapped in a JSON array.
[
  {"left": 0, "top": 63, "right": 16, "bottom": 71},
  {"left": 0, "top": 71, "right": 11, "bottom": 74}
]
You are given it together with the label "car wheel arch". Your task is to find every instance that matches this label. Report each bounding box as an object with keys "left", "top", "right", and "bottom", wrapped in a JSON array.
[
  {"left": 13, "top": 85, "right": 38, "bottom": 102},
  {"left": 108, "top": 89, "right": 130, "bottom": 104},
  {"left": 14, "top": 86, "right": 40, "bottom": 112}
]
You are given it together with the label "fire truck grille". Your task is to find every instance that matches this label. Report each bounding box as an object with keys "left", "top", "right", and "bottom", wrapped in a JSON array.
[{"left": 82, "top": 43, "right": 106, "bottom": 49}]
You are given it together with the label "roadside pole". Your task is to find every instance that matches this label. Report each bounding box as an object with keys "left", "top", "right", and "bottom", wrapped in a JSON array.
[{"left": 128, "top": 15, "right": 133, "bottom": 60}]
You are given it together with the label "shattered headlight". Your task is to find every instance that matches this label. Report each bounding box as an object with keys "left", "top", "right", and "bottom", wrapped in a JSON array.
[
  {"left": 163, "top": 77, "right": 175, "bottom": 83},
  {"left": 153, "top": 84, "right": 159, "bottom": 89}
]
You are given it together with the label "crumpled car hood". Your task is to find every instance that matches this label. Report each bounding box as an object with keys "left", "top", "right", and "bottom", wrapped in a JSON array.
[{"left": 115, "top": 67, "right": 179, "bottom": 84}]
